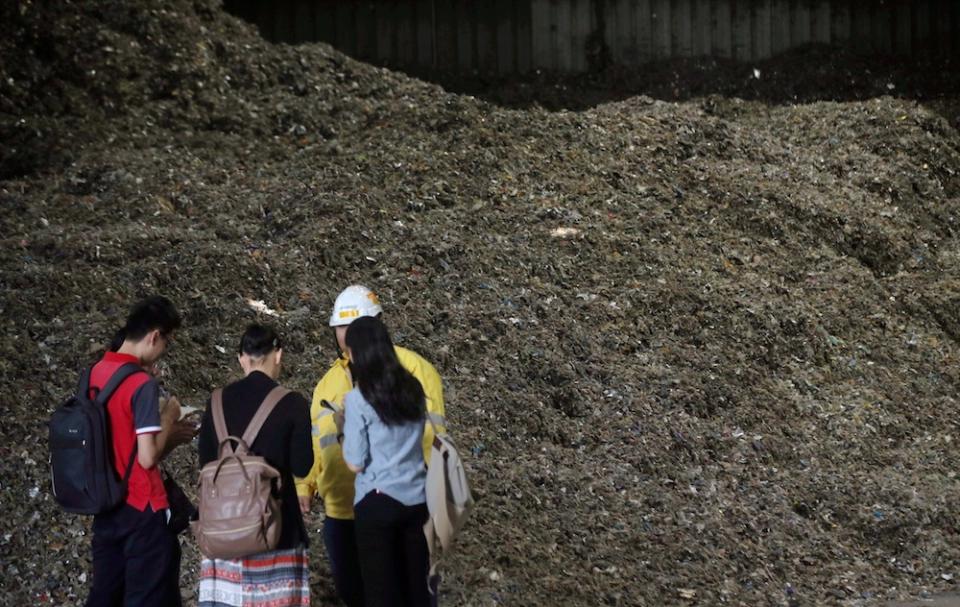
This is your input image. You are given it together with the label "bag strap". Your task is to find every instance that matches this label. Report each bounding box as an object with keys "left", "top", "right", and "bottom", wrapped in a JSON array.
[
  {"left": 425, "top": 516, "right": 448, "bottom": 590},
  {"left": 424, "top": 414, "right": 447, "bottom": 570},
  {"left": 426, "top": 415, "right": 440, "bottom": 439},
  {"left": 122, "top": 439, "right": 138, "bottom": 484},
  {"left": 92, "top": 362, "right": 144, "bottom": 406},
  {"left": 211, "top": 389, "right": 231, "bottom": 454},
  {"left": 86, "top": 362, "right": 145, "bottom": 484},
  {"left": 76, "top": 367, "right": 92, "bottom": 399},
  {"left": 217, "top": 435, "right": 251, "bottom": 459},
  {"left": 239, "top": 386, "right": 289, "bottom": 450}
]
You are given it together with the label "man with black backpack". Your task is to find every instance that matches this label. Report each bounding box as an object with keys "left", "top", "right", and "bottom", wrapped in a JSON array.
[{"left": 69, "top": 296, "right": 195, "bottom": 606}]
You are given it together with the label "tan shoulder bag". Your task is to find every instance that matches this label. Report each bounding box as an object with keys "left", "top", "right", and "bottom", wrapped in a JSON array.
[{"left": 190, "top": 386, "right": 288, "bottom": 560}]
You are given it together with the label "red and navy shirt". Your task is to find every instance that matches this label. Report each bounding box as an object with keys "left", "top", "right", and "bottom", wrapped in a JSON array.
[{"left": 90, "top": 352, "right": 168, "bottom": 512}]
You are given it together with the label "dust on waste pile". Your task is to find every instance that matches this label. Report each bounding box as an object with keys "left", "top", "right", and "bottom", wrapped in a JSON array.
[{"left": 2, "top": 1, "right": 960, "bottom": 605}]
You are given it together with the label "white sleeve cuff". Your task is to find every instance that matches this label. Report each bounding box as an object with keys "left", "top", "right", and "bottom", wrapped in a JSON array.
[{"left": 135, "top": 426, "right": 162, "bottom": 435}]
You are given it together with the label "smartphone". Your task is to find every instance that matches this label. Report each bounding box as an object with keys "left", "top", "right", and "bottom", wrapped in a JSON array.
[
  {"left": 179, "top": 405, "right": 203, "bottom": 430},
  {"left": 178, "top": 404, "right": 200, "bottom": 420}
]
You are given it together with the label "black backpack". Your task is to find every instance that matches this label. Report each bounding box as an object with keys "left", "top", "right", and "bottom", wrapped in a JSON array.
[{"left": 48, "top": 363, "right": 144, "bottom": 515}]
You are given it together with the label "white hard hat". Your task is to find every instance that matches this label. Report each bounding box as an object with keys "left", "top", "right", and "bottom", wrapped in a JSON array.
[{"left": 329, "top": 285, "right": 383, "bottom": 327}]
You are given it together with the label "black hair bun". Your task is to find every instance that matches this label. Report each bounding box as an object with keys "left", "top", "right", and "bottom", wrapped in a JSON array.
[{"left": 239, "top": 324, "right": 282, "bottom": 357}]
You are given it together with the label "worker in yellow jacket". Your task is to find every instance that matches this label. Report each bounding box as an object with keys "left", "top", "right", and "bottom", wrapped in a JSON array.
[{"left": 296, "top": 285, "right": 445, "bottom": 607}]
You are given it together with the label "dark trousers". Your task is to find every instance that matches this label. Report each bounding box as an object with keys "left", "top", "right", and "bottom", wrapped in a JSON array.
[
  {"left": 323, "top": 516, "right": 365, "bottom": 607},
  {"left": 85, "top": 504, "right": 182, "bottom": 607},
  {"left": 354, "top": 491, "right": 430, "bottom": 607}
]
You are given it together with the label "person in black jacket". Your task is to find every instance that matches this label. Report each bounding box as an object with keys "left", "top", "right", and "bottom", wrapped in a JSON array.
[{"left": 196, "top": 324, "right": 313, "bottom": 607}]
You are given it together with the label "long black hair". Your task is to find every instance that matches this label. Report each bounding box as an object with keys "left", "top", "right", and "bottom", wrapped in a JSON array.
[{"left": 345, "top": 316, "right": 425, "bottom": 426}]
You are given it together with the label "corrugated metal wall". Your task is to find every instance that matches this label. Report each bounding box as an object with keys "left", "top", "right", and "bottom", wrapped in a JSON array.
[{"left": 225, "top": 0, "right": 960, "bottom": 74}]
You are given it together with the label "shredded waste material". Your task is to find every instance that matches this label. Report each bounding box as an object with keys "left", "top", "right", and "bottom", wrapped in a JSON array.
[{"left": 2, "top": 1, "right": 960, "bottom": 605}]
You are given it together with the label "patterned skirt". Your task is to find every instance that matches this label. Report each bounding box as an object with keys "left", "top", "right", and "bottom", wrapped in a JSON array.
[{"left": 198, "top": 547, "right": 310, "bottom": 607}]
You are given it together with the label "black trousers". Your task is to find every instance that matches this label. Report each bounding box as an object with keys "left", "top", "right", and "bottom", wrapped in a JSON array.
[
  {"left": 323, "top": 516, "right": 365, "bottom": 607},
  {"left": 85, "top": 504, "right": 182, "bottom": 607},
  {"left": 354, "top": 491, "right": 430, "bottom": 607}
]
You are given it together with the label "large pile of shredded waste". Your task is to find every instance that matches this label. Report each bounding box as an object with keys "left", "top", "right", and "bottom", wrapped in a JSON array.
[{"left": 2, "top": 2, "right": 960, "bottom": 605}]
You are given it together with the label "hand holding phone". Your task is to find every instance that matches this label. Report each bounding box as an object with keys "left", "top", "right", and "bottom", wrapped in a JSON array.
[
  {"left": 179, "top": 406, "right": 202, "bottom": 430},
  {"left": 160, "top": 395, "right": 182, "bottom": 425},
  {"left": 178, "top": 405, "right": 200, "bottom": 420}
]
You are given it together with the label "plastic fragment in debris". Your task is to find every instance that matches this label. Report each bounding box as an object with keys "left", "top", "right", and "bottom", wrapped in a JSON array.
[
  {"left": 550, "top": 227, "right": 580, "bottom": 238},
  {"left": 245, "top": 298, "right": 280, "bottom": 317}
]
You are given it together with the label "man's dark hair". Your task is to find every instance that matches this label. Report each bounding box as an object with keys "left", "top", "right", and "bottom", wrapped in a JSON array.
[
  {"left": 110, "top": 296, "right": 181, "bottom": 349},
  {"left": 238, "top": 324, "right": 282, "bottom": 357},
  {"left": 345, "top": 316, "right": 425, "bottom": 426}
]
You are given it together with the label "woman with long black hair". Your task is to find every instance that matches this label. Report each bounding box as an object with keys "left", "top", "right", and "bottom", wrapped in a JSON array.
[{"left": 341, "top": 315, "right": 430, "bottom": 607}]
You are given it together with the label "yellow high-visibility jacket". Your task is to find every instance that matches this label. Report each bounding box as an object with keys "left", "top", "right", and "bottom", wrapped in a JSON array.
[{"left": 295, "top": 346, "right": 446, "bottom": 520}]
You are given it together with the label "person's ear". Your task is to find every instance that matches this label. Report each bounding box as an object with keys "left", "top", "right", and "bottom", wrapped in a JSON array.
[
  {"left": 148, "top": 329, "right": 161, "bottom": 347},
  {"left": 275, "top": 348, "right": 283, "bottom": 367}
]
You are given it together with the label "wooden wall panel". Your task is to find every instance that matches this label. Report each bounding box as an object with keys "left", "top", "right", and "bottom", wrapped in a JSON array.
[
  {"left": 229, "top": 0, "right": 960, "bottom": 75},
  {"left": 850, "top": 1, "right": 872, "bottom": 53},
  {"left": 936, "top": 0, "right": 953, "bottom": 57},
  {"left": 873, "top": 1, "right": 893, "bottom": 55},
  {"left": 496, "top": 0, "right": 516, "bottom": 73},
  {"left": 673, "top": 0, "right": 693, "bottom": 57},
  {"left": 713, "top": 0, "right": 733, "bottom": 58},
  {"left": 651, "top": 0, "right": 672, "bottom": 59},
  {"left": 753, "top": 0, "right": 771, "bottom": 60},
  {"left": 791, "top": 0, "right": 811, "bottom": 46},
  {"left": 554, "top": 0, "right": 573, "bottom": 70},
  {"left": 394, "top": 0, "right": 415, "bottom": 67},
  {"left": 375, "top": 0, "right": 395, "bottom": 65},
  {"left": 454, "top": 0, "right": 474, "bottom": 70},
  {"left": 811, "top": 0, "right": 830, "bottom": 43},
  {"left": 294, "top": 1, "right": 313, "bottom": 44},
  {"left": 476, "top": 0, "right": 497, "bottom": 72},
  {"left": 913, "top": 0, "right": 931, "bottom": 58},
  {"left": 635, "top": 0, "right": 653, "bottom": 62},
  {"left": 732, "top": 0, "right": 751, "bottom": 61},
  {"left": 954, "top": 0, "right": 960, "bottom": 57},
  {"left": 273, "top": 0, "right": 295, "bottom": 43},
  {"left": 626, "top": 0, "right": 641, "bottom": 64},
  {"left": 605, "top": 0, "right": 626, "bottom": 63},
  {"left": 531, "top": 0, "right": 553, "bottom": 69},
  {"left": 335, "top": 1, "right": 357, "bottom": 56},
  {"left": 313, "top": 1, "right": 334, "bottom": 47},
  {"left": 571, "top": 0, "right": 592, "bottom": 70},
  {"left": 770, "top": 0, "right": 790, "bottom": 55},
  {"left": 894, "top": 1, "right": 912, "bottom": 56},
  {"left": 691, "top": 0, "right": 711, "bottom": 56},
  {"left": 831, "top": 0, "right": 850, "bottom": 44},
  {"left": 516, "top": 0, "right": 534, "bottom": 72},
  {"left": 354, "top": 2, "right": 377, "bottom": 61},
  {"left": 254, "top": 0, "right": 276, "bottom": 41},
  {"left": 433, "top": 0, "right": 457, "bottom": 70},
  {"left": 414, "top": 0, "right": 433, "bottom": 69}
]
